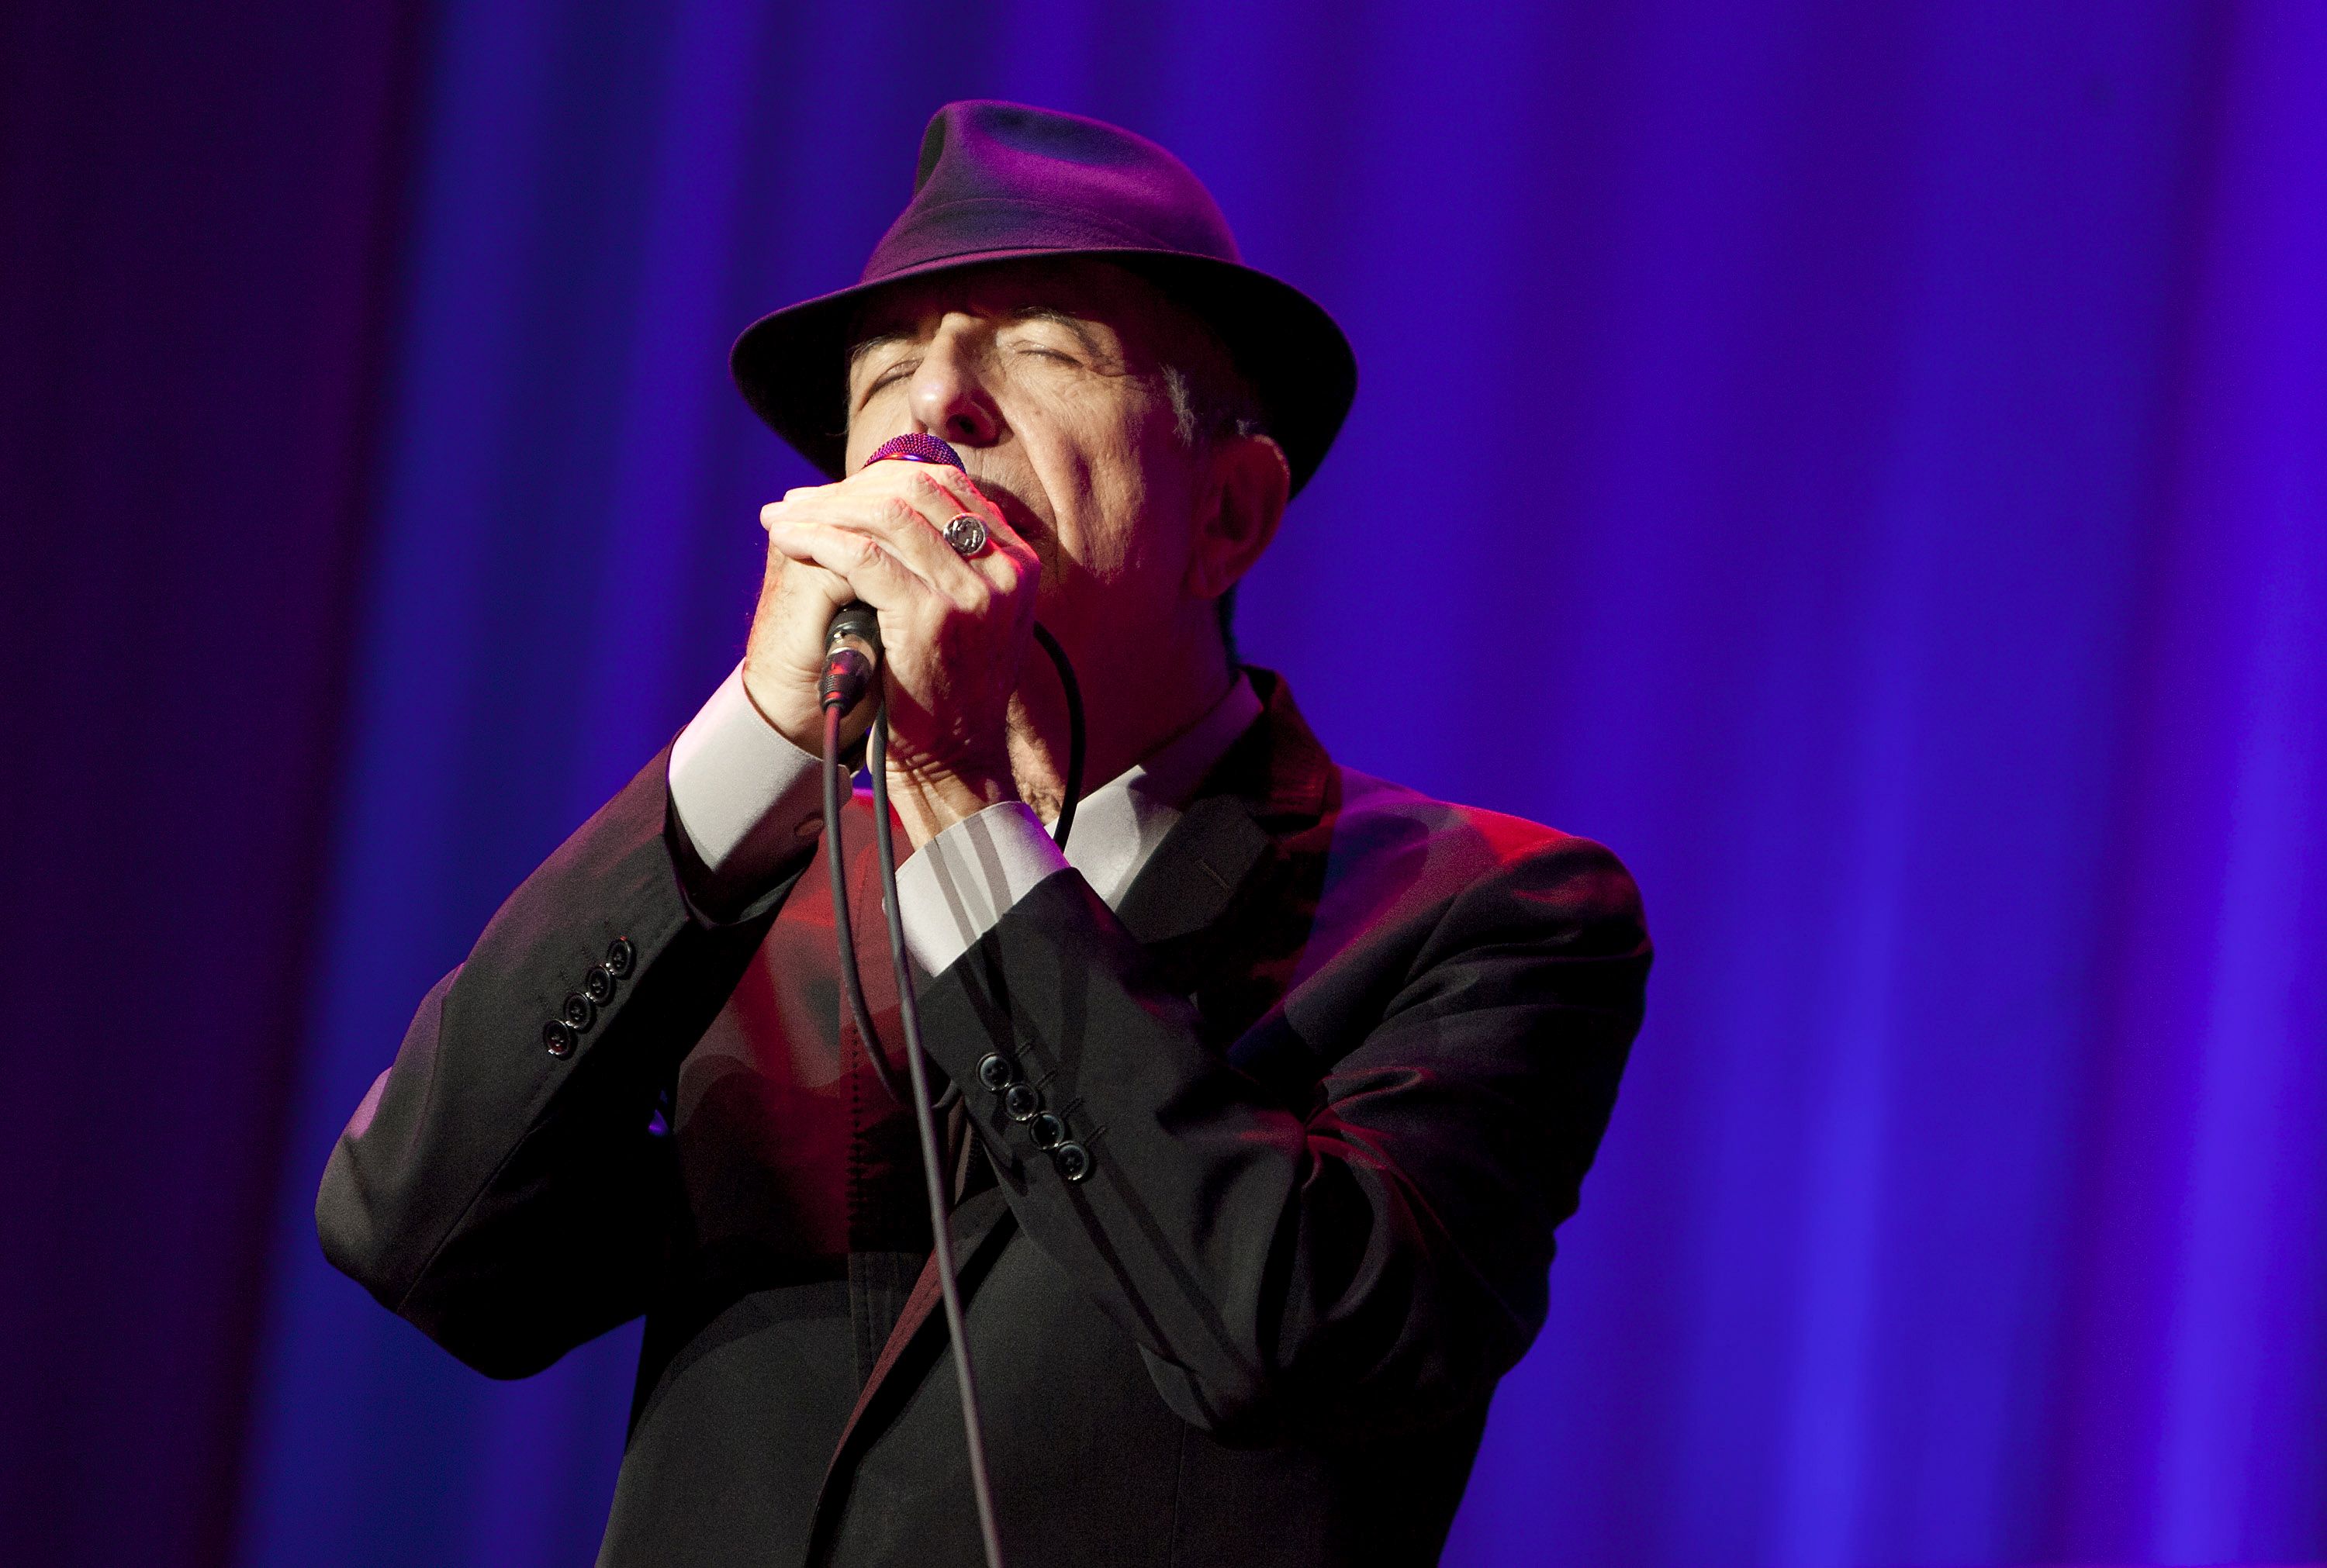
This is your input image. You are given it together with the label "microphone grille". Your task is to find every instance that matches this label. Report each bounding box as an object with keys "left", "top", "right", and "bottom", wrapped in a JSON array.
[{"left": 865, "top": 432, "right": 966, "bottom": 470}]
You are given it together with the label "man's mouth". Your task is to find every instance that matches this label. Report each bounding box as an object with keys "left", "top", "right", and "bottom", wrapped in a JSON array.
[{"left": 963, "top": 473, "right": 1053, "bottom": 558}]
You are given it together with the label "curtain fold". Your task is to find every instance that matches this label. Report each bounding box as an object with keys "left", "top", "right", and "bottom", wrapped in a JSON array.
[{"left": 0, "top": 4, "right": 418, "bottom": 1565}]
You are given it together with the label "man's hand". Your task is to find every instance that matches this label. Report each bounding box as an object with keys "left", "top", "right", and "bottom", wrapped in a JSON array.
[{"left": 742, "top": 455, "right": 1039, "bottom": 847}]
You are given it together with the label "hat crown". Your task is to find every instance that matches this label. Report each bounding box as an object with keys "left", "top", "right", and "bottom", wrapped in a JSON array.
[
  {"left": 863, "top": 101, "right": 1243, "bottom": 283},
  {"left": 731, "top": 100, "right": 1354, "bottom": 496}
]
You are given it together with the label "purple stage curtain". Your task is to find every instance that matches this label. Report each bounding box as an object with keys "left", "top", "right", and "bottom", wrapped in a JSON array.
[
  {"left": 0, "top": 3, "right": 419, "bottom": 1565},
  {"left": 8, "top": 3, "right": 2318, "bottom": 1567}
]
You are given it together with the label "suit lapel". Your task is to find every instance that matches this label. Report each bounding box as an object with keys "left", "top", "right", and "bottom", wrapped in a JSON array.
[
  {"left": 1113, "top": 792, "right": 1276, "bottom": 945},
  {"left": 1117, "top": 669, "right": 1340, "bottom": 1052},
  {"left": 1119, "top": 668, "right": 1334, "bottom": 932}
]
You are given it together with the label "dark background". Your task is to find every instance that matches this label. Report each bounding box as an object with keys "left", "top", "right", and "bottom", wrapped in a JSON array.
[{"left": 3, "top": 2, "right": 2322, "bottom": 1565}]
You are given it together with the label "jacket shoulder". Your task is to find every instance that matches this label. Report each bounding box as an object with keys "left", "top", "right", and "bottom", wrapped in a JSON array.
[
  {"left": 1274, "top": 766, "right": 1646, "bottom": 1007},
  {"left": 1329, "top": 767, "right": 1639, "bottom": 905}
]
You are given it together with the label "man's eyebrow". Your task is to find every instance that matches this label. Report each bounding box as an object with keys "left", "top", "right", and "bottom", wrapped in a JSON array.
[
  {"left": 1007, "top": 306, "right": 1105, "bottom": 358},
  {"left": 847, "top": 327, "right": 914, "bottom": 370},
  {"left": 845, "top": 305, "right": 1112, "bottom": 374}
]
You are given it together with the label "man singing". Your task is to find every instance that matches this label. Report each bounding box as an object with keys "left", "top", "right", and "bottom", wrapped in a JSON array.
[{"left": 320, "top": 102, "right": 1651, "bottom": 1566}]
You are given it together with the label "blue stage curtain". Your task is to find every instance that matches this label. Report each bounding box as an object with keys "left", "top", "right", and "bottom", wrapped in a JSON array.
[
  {"left": 0, "top": 3, "right": 418, "bottom": 1564},
  {"left": 24, "top": 3, "right": 2302, "bottom": 1566}
]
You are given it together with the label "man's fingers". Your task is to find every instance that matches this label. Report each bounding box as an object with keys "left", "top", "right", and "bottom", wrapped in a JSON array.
[
  {"left": 766, "top": 519, "right": 931, "bottom": 613},
  {"left": 768, "top": 486, "right": 1029, "bottom": 606},
  {"left": 902, "top": 461, "right": 1007, "bottom": 528},
  {"left": 861, "top": 491, "right": 1032, "bottom": 608},
  {"left": 768, "top": 498, "right": 967, "bottom": 603},
  {"left": 768, "top": 457, "right": 1001, "bottom": 524}
]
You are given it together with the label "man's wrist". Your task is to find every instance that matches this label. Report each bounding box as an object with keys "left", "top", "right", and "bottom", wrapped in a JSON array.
[
  {"left": 666, "top": 664, "right": 830, "bottom": 905},
  {"left": 892, "top": 800, "right": 1071, "bottom": 975},
  {"left": 738, "top": 654, "right": 826, "bottom": 757},
  {"left": 888, "top": 765, "right": 1017, "bottom": 849}
]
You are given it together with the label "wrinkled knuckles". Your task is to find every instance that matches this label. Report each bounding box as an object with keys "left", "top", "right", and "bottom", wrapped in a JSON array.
[
  {"left": 874, "top": 496, "right": 925, "bottom": 533},
  {"left": 846, "top": 533, "right": 897, "bottom": 575}
]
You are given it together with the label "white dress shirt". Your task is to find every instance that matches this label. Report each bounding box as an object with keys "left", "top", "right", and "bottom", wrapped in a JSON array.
[{"left": 667, "top": 665, "right": 1264, "bottom": 975}]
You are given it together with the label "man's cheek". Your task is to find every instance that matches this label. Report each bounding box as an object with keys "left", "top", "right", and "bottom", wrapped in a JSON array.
[{"left": 842, "top": 415, "right": 907, "bottom": 468}]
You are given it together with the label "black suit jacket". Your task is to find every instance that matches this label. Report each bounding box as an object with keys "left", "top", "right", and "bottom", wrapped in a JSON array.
[{"left": 319, "top": 671, "right": 1650, "bottom": 1566}]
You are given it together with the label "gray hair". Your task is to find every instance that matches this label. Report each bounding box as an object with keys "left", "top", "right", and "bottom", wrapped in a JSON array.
[{"left": 1156, "top": 338, "right": 1270, "bottom": 661}]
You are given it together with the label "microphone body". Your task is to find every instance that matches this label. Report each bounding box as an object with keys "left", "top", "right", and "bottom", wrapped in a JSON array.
[
  {"left": 818, "top": 602, "right": 880, "bottom": 713},
  {"left": 818, "top": 434, "right": 969, "bottom": 713}
]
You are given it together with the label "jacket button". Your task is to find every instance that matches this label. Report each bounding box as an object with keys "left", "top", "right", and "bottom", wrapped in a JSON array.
[
  {"left": 603, "top": 936, "right": 636, "bottom": 977},
  {"left": 561, "top": 993, "right": 596, "bottom": 1031},
  {"left": 1053, "top": 1141, "right": 1092, "bottom": 1182},
  {"left": 581, "top": 965, "right": 616, "bottom": 1005},
  {"left": 977, "top": 1053, "right": 1016, "bottom": 1090},
  {"left": 1004, "top": 1083, "right": 1042, "bottom": 1122},
  {"left": 542, "top": 1021, "right": 579, "bottom": 1058},
  {"left": 1029, "top": 1113, "right": 1065, "bottom": 1150}
]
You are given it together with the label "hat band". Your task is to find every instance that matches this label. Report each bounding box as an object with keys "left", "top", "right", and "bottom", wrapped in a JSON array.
[{"left": 867, "top": 195, "right": 1237, "bottom": 283}]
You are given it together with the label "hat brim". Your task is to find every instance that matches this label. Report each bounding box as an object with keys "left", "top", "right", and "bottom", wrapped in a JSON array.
[{"left": 728, "top": 247, "right": 1356, "bottom": 496}]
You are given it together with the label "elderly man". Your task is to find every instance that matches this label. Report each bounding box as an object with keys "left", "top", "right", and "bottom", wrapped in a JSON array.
[{"left": 320, "top": 102, "right": 1650, "bottom": 1567}]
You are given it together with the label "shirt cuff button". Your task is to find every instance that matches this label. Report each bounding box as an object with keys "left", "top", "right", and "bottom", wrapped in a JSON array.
[{"left": 1053, "top": 1141, "right": 1092, "bottom": 1182}]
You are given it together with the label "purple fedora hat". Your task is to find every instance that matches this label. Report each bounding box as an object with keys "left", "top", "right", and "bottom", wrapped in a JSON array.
[{"left": 730, "top": 101, "right": 1356, "bottom": 495}]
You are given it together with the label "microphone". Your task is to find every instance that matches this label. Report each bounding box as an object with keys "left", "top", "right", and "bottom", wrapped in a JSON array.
[{"left": 817, "top": 433, "right": 969, "bottom": 713}]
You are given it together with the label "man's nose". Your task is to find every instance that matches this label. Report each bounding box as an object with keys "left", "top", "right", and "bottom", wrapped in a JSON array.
[{"left": 908, "top": 336, "right": 1001, "bottom": 448}]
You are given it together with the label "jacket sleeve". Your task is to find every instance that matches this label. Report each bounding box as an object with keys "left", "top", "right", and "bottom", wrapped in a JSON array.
[
  {"left": 914, "top": 833, "right": 1649, "bottom": 1438},
  {"left": 315, "top": 748, "right": 809, "bottom": 1377}
]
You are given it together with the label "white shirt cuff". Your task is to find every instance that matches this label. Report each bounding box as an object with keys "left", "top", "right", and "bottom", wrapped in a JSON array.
[
  {"left": 666, "top": 664, "right": 830, "bottom": 896},
  {"left": 894, "top": 800, "right": 1071, "bottom": 976}
]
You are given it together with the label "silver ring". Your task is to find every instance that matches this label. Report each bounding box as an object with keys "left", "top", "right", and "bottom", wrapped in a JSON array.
[{"left": 942, "top": 513, "right": 989, "bottom": 557}]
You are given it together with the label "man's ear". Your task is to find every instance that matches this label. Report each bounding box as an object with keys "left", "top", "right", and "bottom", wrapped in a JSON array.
[{"left": 1187, "top": 433, "right": 1290, "bottom": 603}]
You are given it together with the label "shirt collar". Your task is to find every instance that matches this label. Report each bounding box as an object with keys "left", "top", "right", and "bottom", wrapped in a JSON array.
[{"left": 1062, "top": 672, "right": 1265, "bottom": 907}]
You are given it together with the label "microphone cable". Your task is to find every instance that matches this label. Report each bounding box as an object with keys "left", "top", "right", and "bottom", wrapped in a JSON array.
[{"left": 818, "top": 616, "right": 1086, "bottom": 1568}]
